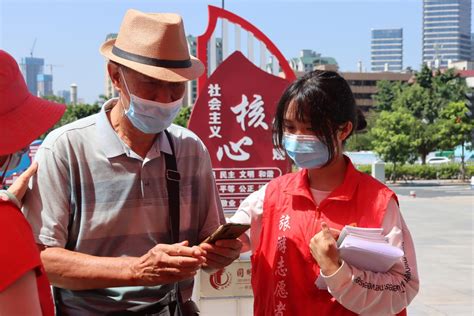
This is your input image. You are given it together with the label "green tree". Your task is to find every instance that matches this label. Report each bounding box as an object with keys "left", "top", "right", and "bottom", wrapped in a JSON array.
[
  {"left": 371, "top": 109, "right": 418, "bottom": 181},
  {"left": 345, "top": 111, "right": 378, "bottom": 151},
  {"left": 415, "top": 64, "right": 433, "bottom": 89},
  {"left": 373, "top": 80, "right": 405, "bottom": 112},
  {"left": 393, "top": 83, "right": 435, "bottom": 121},
  {"left": 437, "top": 101, "right": 474, "bottom": 179},
  {"left": 432, "top": 69, "right": 466, "bottom": 105},
  {"left": 345, "top": 132, "right": 373, "bottom": 151},
  {"left": 392, "top": 84, "right": 441, "bottom": 163},
  {"left": 392, "top": 71, "right": 468, "bottom": 163},
  {"left": 412, "top": 122, "right": 441, "bottom": 165},
  {"left": 40, "top": 102, "right": 101, "bottom": 139},
  {"left": 367, "top": 66, "right": 469, "bottom": 166},
  {"left": 42, "top": 95, "right": 66, "bottom": 104},
  {"left": 173, "top": 106, "right": 192, "bottom": 128}
]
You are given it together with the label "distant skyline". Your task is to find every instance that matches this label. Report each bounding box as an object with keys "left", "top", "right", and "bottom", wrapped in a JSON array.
[{"left": 1, "top": 0, "right": 472, "bottom": 103}]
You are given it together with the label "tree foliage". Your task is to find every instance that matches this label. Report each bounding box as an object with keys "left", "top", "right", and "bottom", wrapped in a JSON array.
[
  {"left": 432, "top": 69, "right": 466, "bottom": 104},
  {"left": 437, "top": 101, "right": 474, "bottom": 149},
  {"left": 370, "top": 109, "right": 418, "bottom": 180},
  {"left": 372, "top": 67, "right": 470, "bottom": 165},
  {"left": 437, "top": 101, "right": 474, "bottom": 179},
  {"left": 345, "top": 132, "right": 374, "bottom": 151},
  {"left": 40, "top": 102, "right": 101, "bottom": 139},
  {"left": 173, "top": 106, "right": 192, "bottom": 128},
  {"left": 415, "top": 64, "right": 433, "bottom": 89},
  {"left": 42, "top": 95, "right": 66, "bottom": 104},
  {"left": 374, "top": 80, "right": 405, "bottom": 112},
  {"left": 345, "top": 111, "right": 378, "bottom": 151}
]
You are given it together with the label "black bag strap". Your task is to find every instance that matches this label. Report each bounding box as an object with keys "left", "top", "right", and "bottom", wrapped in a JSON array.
[
  {"left": 163, "top": 129, "right": 181, "bottom": 244},
  {"left": 163, "top": 130, "right": 184, "bottom": 316}
]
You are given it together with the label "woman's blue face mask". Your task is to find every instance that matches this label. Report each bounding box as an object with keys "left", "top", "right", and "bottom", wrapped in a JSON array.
[{"left": 282, "top": 133, "right": 330, "bottom": 169}]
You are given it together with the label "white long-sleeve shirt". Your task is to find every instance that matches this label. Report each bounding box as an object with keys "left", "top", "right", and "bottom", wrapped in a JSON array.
[{"left": 230, "top": 184, "right": 419, "bottom": 316}]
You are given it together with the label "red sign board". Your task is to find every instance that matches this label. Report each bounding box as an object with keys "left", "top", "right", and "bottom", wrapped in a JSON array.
[{"left": 188, "top": 51, "right": 291, "bottom": 212}]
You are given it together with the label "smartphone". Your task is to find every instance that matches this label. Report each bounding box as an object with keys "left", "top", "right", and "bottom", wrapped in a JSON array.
[{"left": 202, "top": 223, "right": 251, "bottom": 244}]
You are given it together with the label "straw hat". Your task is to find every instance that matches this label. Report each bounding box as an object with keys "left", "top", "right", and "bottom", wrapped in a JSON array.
[
  {"left": 100, "top": 9, "right": 204, "bottom": 82},
  {"left": 0, "top": 50, "right": 66, "bottom": 156}
]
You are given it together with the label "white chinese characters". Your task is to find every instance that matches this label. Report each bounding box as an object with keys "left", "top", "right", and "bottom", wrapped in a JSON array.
[
  {"left": 277, "top": 236, "right": 287, "bottom": 254},
  {"left": 279, "top": 214, "right": 291, "bottom": 232},
  {"left": 275, "top": 256, "right": 288, "bottom": 277},
  {"left": 217, "top": 136, "right": 253, "bottom": 162},
  {"left": 231, "top": 94, "right": 269, "bottom": 131},
  {"left": 208, "top": 83, "right": 222, "bottom": 139},
  {"left": 274, "top": 214, "right": 290, "bottom": 314}
]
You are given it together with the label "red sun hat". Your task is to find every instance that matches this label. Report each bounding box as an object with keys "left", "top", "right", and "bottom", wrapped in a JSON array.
[{"left": 0, "top": 50, "right": 66, "bottom": 156}]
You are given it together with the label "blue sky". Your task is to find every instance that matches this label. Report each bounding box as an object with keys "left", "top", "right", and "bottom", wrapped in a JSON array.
[{"left": 1, "top": 0, "right": 470, "bottom": 103}]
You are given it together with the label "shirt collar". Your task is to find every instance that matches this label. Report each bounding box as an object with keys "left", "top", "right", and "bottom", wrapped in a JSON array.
[
  {"left": 96, "top": 98, "right": 126, "bottom": 159},
  {"left": 96, "top": 98, "right": 173, "bottom": 159},
  {"left": 157, "top": 131, "right": 172, "bottom": 155},
  {"left": 284, "top": 156, "right": 361, "bottom": 203}
]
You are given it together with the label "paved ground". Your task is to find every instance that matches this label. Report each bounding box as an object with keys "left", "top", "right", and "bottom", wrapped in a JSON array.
[
  {"left": 389, "top": 181, "right": 473, "bottom": 198},
  {"left": 389, "top": 184, "right": 473, "bottom": 315}
]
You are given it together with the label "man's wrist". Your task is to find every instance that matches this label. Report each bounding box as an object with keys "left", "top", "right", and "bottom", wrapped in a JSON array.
[
  {"left": 122, "top": 256, "right": 143, "bottom": 286},
  {"left": 0, "top": 190, "right": 21, "bottom": 208}
]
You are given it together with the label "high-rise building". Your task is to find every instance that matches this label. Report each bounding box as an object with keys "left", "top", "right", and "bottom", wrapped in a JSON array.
[
  {"left": 371, "top": 28, "right": 403, "bottom": 72},
  {"left": 471, "top": 32, "right": 474, "bottom": 60},
  {"left": 103, "top": 33, "right": 119, "bottom": 99},
  {"left": 20, "top": 57, "right": 44, "bottom": 96},
  {"left": 214, "top": 37, "right": 224, "bottom": 71},
  {"left": 423, "top": 0, "right": 472, "bottom": 68},
  {"left": 184, "top": 35, "right": 223, "bottom": 106},
  {"left": 56, "top": 90, "right": 71, "bottom": 104},
  {"left": 37, "top": 74, "right": 53, "bottom": 97},
  {"left": 185, "top": 35, "right": 198, "bottom": 107}
]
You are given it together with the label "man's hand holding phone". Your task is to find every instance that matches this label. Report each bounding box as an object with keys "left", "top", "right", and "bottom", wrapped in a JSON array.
[{"left": 199, "top": 223, "right": 249, "bottom": 271}]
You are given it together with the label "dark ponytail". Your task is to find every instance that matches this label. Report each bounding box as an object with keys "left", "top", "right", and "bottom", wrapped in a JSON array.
[{"left": 355, "top": 107, "right": 367, "bottom": 131}]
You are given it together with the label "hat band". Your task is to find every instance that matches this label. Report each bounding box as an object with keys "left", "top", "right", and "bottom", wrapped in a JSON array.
[{"left": 112, "top": 46, "right": 192, "bottom": 68}]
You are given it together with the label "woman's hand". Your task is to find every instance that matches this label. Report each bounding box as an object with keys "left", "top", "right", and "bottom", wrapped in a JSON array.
[
  {"left": 7, "top": 162, "right": 37, "bottom": 203},
  {"left": 309, "top": 222, "right": 341, "bottom": 276}
]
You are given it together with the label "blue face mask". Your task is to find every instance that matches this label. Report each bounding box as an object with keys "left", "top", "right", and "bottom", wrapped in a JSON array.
[
  {"left": 120, "top": 68, "right": 183, "bottom": 134},
  {"left": 283, "top": 133, "right": 330, "bottom": 169}
]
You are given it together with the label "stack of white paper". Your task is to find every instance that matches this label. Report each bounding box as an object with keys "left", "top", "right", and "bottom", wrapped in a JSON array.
[
  {"left": 337, "top": 226, "right": 404, "bottom": 273},
  {"left": 316, "top": 226, "right": 404, "bottom": 289}
]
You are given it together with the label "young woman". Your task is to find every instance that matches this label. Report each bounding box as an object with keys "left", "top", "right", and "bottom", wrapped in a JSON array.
[
  {"left": 230, "top": 70, "right": 419, "bottom": 315},
  {"left": 0, "top": 50, "right": 65, "bottom": 315}
]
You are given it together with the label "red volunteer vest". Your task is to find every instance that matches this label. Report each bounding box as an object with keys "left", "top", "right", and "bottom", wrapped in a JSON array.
[{"left": 251, "top": 158, "right": 406, "bottom": 316}]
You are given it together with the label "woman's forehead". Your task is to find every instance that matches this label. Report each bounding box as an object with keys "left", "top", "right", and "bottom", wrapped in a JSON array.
[{"left": 284, "top": 100, "right": 310, "bottom": 122}]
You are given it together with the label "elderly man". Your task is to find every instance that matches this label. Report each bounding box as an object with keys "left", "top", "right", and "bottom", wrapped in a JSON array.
[{"left": 23, "top": 9, "right": 241, "bottom": 315}]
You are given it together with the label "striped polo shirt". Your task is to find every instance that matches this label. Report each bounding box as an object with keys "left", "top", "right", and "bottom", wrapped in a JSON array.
[{"left": 22, "top": 99, "right": 225, "bottom": 315}]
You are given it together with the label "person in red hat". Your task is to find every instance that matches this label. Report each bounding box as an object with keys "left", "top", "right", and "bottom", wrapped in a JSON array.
[{"left": 0, "top": 50, "right": 66, "bottom": 315}]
